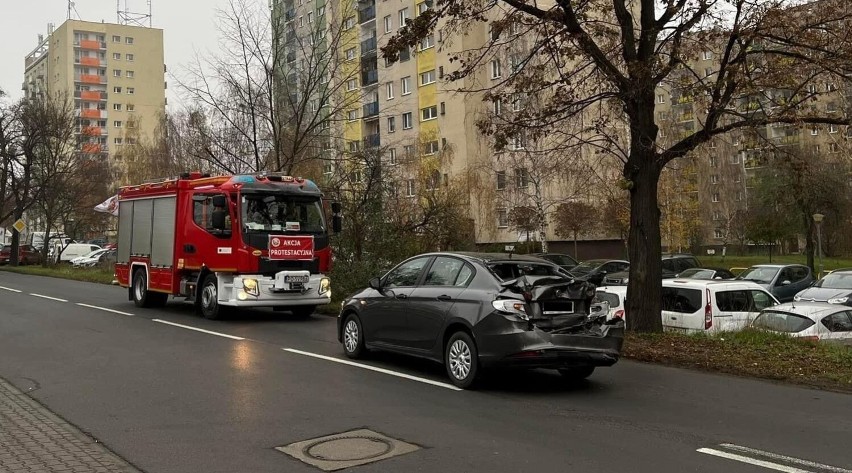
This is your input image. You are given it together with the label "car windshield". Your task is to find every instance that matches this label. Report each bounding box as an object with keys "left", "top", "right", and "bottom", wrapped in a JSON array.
[
  {"left": 540, "top": 254, "right": 578, "bottom": 267},
  {"left": 680, "top": 268, "right": 713, "bottom": 279},
  {"left": 737, "top": 267, "right": 779, "bottom": 284},
  {"left": 82, "top": 249, "right": 105, "bottom": 258},
  {"left": 814, "top": 272, "right": 852, "bottom": 289},
  {"left": 488, "top": 262, "right": 568, "bottom": 282},
  {"left": 752, "top": 311, "right": 815, "bottom": 333},
  {"left": 241, "top": 194, "right": 326, "bottom": 233},
  {"left": 571, "top": 260, "right": 606, "bottom": 273}
]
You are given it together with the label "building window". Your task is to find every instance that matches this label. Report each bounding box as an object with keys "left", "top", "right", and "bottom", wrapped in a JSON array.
[
  {"left": 127, "top": 87, "right": 135, "bottom": 94},
  {"left": 112, "top": 53, "right": 121, "bottom": 60},
  {"left": 510, "top": 133, "right": 525, "bottom": 150},
  {"left": 713, "top": 211, "right": 721, "bottom": 221},
  {"left": 404, "top": 144, "right": 415, "bottom": 157},
  {"left": 113, "top": 103, "right": 122, "bottom": 111},
  {"left": 386, "top": 82, "right": 394, "bottom": 99},
  {"left": 346, "top": 78, "right": 358, "bottom": 91},
  {"left": 127, "top": 104, "right": 135, "bottom": 112},
  {"left": 307, "top": 12, "right": 313, "bottom": 23},
  {"left": 515, "top": 168, "right": 529, "bottom": 188},
  {"left": 703, "top": 50, "right": 713, "bottom": 60},
  {"left": 348, "top": 109, "right": 358, "bottom": 121},
  {"left": 113, "top": 86, "right": 122, "bottom": 94},
  {"left": 811, "top": 125, "right": 819, "bottom": 135},
  {"left": 493, "top": 99, "right": 502, "bottom": 115},
  {"left": 830, "top": 124, "right": 838, "bottom": 134},
  {"left": 401, "top": 76, "right": 411, "bottom": 95},
  {"left": 420, "top": 69, "right": 435, "bottom": 86},
  {"left": 497, "top": 209, "right": 508, "bottom": 228},
  {"left": 387, "top": 116, "right": 396, "bottom": 133},
  {"left": 657, "top": 94, "right": 666, "bottom": 103},
  {"left": 512, "top": 93, "right": 525, "bottom": 111},
  {"left": 345, "top": 48, "right": 356, "bottom": 60},
  {"left": 712, "top": 192, "right": 720, "bottom": 202},
  {"left": 710, "top": 174, "right": 718, "bottom": 184},
  {"left": 125, "top": 37, "right": 134, "bottom": 44},
  {"left": 736, "top": 191, "right": 743, "bottom": 201},
  {"left": 402, "top": 112, "right": 413, "bottom": 129},
  {"left": 114, "top": 120, "right": 123, "bottom": 128},
  {"left": 830, "top": 142, "right": 839, "bottom": 153},
  {"left": 112, "top": 35, "right": 121, "bottom": 43},
  {"left": 496, "top": 171, "right": 506, "bottom": 190},
  {"left": 421, "top": 106, "right": 438, "bottom": 121},
  {"left": 126, "top": 70, "right": 135, "bottom": 78},
  {"left": 424, "top": 140, "right": 439, "bottom": 155},
  {"left": 417, "top": 1, "right": 430, "bottom": 15},
  {"left": 126, "top": 53, "right": 134, "bottom": 61},
  {"left": 406, "top": 179, "right": 416, "bottom": 197},
  {"left": 345, "top": 16, "right": 356, "bottom": 29},
  {"left": 389, "top": 148, "right": 397, "bottom": 165},
  {"left": 114, "top": 137, "right": 123, "bottom": 145},
  {"left": 490, "top": 59, "right": 501, "bottom": 79},
  {"left": 714, "top": 229, "right": 724, "bottom": 239},
  {"left": 127, "top": 137, "right": 136, "bottom": 145},
  {"left": 348, "top": 141, "right": 360, "bottom": 152},
  {"left": 398, "top": 8, "right": 409, "bottom": 28},
  {"left": 299, "top": 16, "right": 304, "bottom": 27},
  {"left": 704, "top": 67, "right": 713, "bottom": 78},
  {"left": 323, "top": 163, "right": 333, "bottom": 175},
  {"left": 731, "top": 153, "right": 740, "bottom": 164},
  {"left": 419, "top": 35, "right": 434, "bottom": 50},
  {"left": 113, "top": 69, "right": 122, "bottom": 77}
]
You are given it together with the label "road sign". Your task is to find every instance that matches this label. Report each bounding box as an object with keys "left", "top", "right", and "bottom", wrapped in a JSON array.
[
  {"left": 12, "top": 219, "right": 26, "bottom": 233},
  {"left": 268, "top": 235, "right": 314, "bottom": 261}
]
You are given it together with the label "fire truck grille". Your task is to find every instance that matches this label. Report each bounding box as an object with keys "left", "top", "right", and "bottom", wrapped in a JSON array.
[{"left": 258, "top": 257, "right": 319, "bottom": 276}]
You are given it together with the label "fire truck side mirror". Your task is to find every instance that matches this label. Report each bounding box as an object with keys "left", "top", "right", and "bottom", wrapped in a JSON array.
[
  {"left": 331, "top": 202, "right": 342, "bottom": 214},
  {"left": 332, "top": 215, "right": 342, "bottom": 234}
]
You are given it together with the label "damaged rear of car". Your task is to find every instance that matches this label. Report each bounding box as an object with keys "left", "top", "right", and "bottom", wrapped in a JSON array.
[{"left": 477, "top": 273, "right": 624, "bottom": 377}]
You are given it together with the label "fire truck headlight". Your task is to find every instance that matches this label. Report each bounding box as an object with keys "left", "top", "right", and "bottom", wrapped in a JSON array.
[
  {"left": 319, "top": 278, "right": 331, "bottom": 295},
  {"left": 243, "top": 278, "right": 259, "bottom": 297}
]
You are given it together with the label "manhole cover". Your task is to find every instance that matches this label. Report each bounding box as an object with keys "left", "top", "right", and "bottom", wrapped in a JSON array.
[{"left": 276, "top": 428, "right": 420, "bottom": 471}]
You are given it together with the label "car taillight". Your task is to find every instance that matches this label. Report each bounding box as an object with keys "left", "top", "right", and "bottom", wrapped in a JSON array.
[
  {"left": 704, "top": 288, "right": 713, "bottom": 330},
  {"left": 614, "top": 310, "right": 625, "bottom": 319}
]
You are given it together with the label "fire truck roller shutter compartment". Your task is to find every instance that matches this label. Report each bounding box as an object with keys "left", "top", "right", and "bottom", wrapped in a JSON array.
[
  {"left": 117, "top": 201, "right": 133, "bottom": 263},
  {"left": 151, "top": 197, "right": 177, "bottom": 267},
  {"left": 131, "top": 199, "right": 153, "bottom": 257}
]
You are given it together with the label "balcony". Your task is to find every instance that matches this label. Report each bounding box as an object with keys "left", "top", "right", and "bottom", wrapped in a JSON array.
[
  {"left": 81, "top": 143, "right": 102, "bottom": 154},
  {"left": 363, "top": 133, "right": 380, "bottom": 148},
  {"left": 361, "top": 68, "right": 378, "bottom": 85},
  {"left": 358, "top": 5, "right": 375, "bottom": 23},
  {"left": 79, "top": 109, "right": 101, "bottom": 119},
  {"left": 76, "top": 74, "right": 106, "bottom": 85},
  {"left": 79, "top": 39, "right": 105, "bottom": 50},
  {"left": 79, "top": 57, "right": 101, "bottom": 67},
  {"left": 362, "top": 101, "right": 379, "bottom": 118},
  {"left": 80, "top": 126, "right": 104, "bottom": 137},
  {"left": 78, "top": 90, "right": 107, "bottom": 101},
  {"left": 360, "top": 37, "right": 377, "bottom": 55}
]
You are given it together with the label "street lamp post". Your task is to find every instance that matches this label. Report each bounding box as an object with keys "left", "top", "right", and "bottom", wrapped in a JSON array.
[{"left": 813, "top": 213, "right": 824, "bottom": 278}]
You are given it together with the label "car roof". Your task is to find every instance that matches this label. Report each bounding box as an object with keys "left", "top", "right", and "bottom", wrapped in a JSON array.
[
  {"left": 763, "top": 302, "right": 847, "bottom": 319},
  {"left": 596, "top": 285, "right": 628, "bottom": 295},
  {"left": 578, "top": 259, "right": 627, "bottom": 264},
  {"left": 663, "top": 279, "right": 767, "bottom": 290},
  {"left": 747, "top": 264, "right": 803, "bottom": 268},
  {"left": 444, "top": 252, "right": 556, "bottom": 264}
]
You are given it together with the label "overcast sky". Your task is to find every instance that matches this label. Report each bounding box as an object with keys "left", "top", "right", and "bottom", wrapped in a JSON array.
[{"left": 1, "top": 0, "right": 263, "bottom": 105}]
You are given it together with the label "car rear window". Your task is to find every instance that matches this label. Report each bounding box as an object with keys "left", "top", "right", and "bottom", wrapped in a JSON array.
[
  {"left": 595, "top": 291, "right": 621, "bottom": 307},
  {"left": 661, "top": 287, "right": 703, "bottom": 313},
  {"left": 752, "top": 311, "right": 815, "bottom": 333},
  {"left": 488, "top": 262, "right": 565, "bottom": 281}
]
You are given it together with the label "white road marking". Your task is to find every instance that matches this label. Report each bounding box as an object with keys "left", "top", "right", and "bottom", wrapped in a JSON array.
[
  {"left": 152, "top": 319, "right": 244, "bottom": 340},
  {"left": 30, "top": 293, "right": 68, "bottom": 303},
  {"left": 719, "top": 444, "right": 852, "bottom": 473},
  {"left": 283, "top": 348, "right": 463, "bottom": 391},
  {"left": 697, "top": 448, "right": 810, "bottom": 473},
  {"left": 0, "top": 286, "right": 22, "bottom": 293},
  {"left": 76, "top": 303, "right": 134, "bottom": 317}
]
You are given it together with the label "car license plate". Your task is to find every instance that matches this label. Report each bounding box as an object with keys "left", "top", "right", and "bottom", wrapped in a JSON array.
[{"left": 284, "top": 275, "right": 309, "bottom": 284}]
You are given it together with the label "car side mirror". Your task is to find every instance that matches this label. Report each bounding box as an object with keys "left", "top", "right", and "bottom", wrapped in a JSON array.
[{"left": 369, "top": 277, "right": 382, "bottom": 290}]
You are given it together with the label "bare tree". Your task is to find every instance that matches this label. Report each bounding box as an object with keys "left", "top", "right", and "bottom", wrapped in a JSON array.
[
  {"left": 553, "top": 201, "right": 597, "bottom": 259},
  {"left": 387, "top": 0, "right": 852, "bottom": 331}
]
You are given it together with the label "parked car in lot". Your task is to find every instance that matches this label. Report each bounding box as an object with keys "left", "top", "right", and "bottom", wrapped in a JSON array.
[
  {"left": 736, "top": 264, "right": 814, "bottom": 302},
  {"left": 604, "top": 253, "right": 700, "bottom": 285},
  {"left": 661, "top": 279, "right": 778, "bottom": 333},
  {"left": 595, "top": 286, "right": 627, "bottom": 321},
  {"left": 57, "top": 243, "right": 102, "bottom": 264},
  {"left": 338, "top": 252, "right": 625, "bottom": 388},
  {"left": 71, "top": 248, "right": 112, "bottom": 267},
  {"left": 531, "top": 253, "right": 579, "bottom": 272},
  {"left": 675, "top": 267, "right": 736, "bottom": 280},
  {"left": 751, "top": 302, "right": 852, "bottom": 345},
  {"left": 0, "top": 244, "right": 43, "bottom": 265},
  {"left": 571, "top": 259, "right": 630, "bottom": 286},
  {"left": 793, "top": 269, "right": 852, "bottom": 306}
]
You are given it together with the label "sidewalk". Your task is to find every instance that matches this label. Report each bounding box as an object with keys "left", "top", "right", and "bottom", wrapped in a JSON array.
[{"left": 0, "top": 376, "right": 141, "bottom": 473}]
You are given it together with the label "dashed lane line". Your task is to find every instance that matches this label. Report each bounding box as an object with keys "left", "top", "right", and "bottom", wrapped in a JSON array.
[
  {"left": 151, "top": 319, "right": 245, "bottom": 340},
  {"left": 697, "top": 448, "right": 810, "bottom": 473},
  {"left": 30, "top": 293, "right": 69, "bottom": 303},
  {"left": 76, "top": 303, "right": 134, "bottom": 317},
  {"left": 698, "top": 444, "right": 852, "bottom": 473},
  {"left": 283, "top": 348, "right": 463, "bottom": 391},
  {"left": 718, "top": 444, "right": 852, "bottom": 473},
  {"left": 0, "top": 286, "right": 22, "bottom": 293}
]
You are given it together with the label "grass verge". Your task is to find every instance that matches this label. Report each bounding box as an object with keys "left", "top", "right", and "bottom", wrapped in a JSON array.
[
  {"left": 0, "top": 265, "right": 115, "bottom": 285},
  {"left": 624, "top": 329, "right": 852, "bottom": 393}
]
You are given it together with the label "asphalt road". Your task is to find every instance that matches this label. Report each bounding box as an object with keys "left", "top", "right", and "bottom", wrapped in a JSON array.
[{"left": 1, "top": 271, "right": 851, "bottom": 473}]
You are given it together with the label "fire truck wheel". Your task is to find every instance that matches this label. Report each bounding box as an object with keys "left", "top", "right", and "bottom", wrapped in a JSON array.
[
  {"left": 200, "top": 274, "right": 227, "bottom": 320},
  {"left": 132, "top": 269, "right": 167, "bottom": 308},
  {"left": 290, "top": 306, "right": 315, "bottom": 318}
]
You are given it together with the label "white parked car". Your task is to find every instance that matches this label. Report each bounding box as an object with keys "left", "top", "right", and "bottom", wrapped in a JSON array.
[
  {"left": 661, "top": 279, "right": 779, "bottom": 333},
  {"left": 595, "top": 286, "right": 627, "bottom": 321},
  {"left": 58, "top": 243, "right": 102, "bottom": 264},
  {"left": 71, "top": 248, "right": 111, "bottom": 267},
  {"left": 751, "top": 302, "right": 852, "bottom": 345}
]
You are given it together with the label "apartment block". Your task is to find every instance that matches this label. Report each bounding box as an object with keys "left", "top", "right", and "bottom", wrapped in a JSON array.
[{"left": 23, "top": 19, "right": 166, "bottom": 176}]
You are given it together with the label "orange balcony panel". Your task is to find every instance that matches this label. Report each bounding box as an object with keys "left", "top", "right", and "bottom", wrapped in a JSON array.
[
  {"left": 80, "top": 57, "right": 100, "bottom": 67},
  {"left": 81, "top": 126, "right": 102, "bottom": 137},
  {"left": 80, "top": 74, "right": 101, "bottom": 84},
  {"left": 81, "top": 143, "right": 101, "bottom": 153},
  {"left": 80, "top": 40, "right": 101, "bottom": 50},
  {"left": 80, "top": 109, "right": 100, "bottom": 119},
  {"left": 80, "top": 90, "right": 101, "bottom": 101}
]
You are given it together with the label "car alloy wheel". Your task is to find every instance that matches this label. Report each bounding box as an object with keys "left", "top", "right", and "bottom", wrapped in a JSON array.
[
  {"left": 445, "top": 331, "right": 479, "bottom": 389},
  {"left": 449, "top": 340, "right": 472, "bottom": 380},
  {"left": 344, "top": 319, "right": 359, "bottom": 353}
]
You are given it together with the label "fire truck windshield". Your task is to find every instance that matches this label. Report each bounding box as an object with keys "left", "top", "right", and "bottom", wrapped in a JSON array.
[{"left": 241, "top": 195, "right": 326, "bottom": 233}]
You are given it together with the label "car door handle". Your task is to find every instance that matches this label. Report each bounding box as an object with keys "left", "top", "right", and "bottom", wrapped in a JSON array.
[
  {"left": 395, "top": 293, "right": 408, "bottom": 300},
  {"left": 671, "top": 317, "right": 677, "bottom": 320},
  {"left": 437, "top": 295, "right": 452, "bottom": 301}
]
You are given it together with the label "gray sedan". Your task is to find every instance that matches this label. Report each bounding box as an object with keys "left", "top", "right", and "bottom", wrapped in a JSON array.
[
  {"left": 337, "top": 252, "right": 624, "bottom": 389},
  {"left": 736, "top": 264, "right": 814, "bottom": 302}
]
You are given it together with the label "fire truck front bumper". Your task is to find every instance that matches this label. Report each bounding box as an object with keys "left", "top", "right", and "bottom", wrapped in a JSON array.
[{"left": 218, "top": 272, "right": 332, "bottom": 307}]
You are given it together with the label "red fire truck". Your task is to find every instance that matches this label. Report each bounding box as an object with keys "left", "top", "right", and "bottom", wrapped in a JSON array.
[{"left": 115, "top": 172, "right": 341, "bottom": 319}]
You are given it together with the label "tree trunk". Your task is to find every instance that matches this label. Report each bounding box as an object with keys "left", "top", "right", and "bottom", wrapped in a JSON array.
[
  {"left": 804, "top": 215, "right": 815, "bottom": 273},
  {"left": 573, "top": 229, "right": 579, "bottom": 260},
  {"left": 9, "top": 209, "right": 23, "bottom": 267},
  {"left": 625, "top": 159, "right": 664, "bottom": 333}
]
